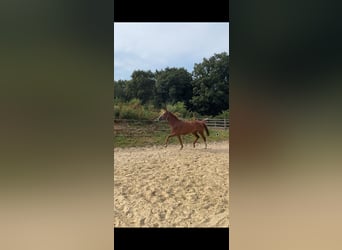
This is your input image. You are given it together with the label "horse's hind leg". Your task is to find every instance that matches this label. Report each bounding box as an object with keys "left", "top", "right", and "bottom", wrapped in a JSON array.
[
  {"left": 192, "top": 132, "right": 199, "bottom": 148},
  {"left": 177, "top": 135, "right": 183, "bottom": 150},
  {"left": 198, "top": 131, "right": 207, "bottom": 149}
]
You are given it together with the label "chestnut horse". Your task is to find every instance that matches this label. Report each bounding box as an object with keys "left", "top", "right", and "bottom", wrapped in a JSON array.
[{"left": 157, "top": 109, "right": 209, "bottom": 149}]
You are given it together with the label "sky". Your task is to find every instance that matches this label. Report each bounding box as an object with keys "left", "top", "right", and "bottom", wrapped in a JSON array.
[{"left": 114, "top": 23, "right": 229, "bottom": 80}]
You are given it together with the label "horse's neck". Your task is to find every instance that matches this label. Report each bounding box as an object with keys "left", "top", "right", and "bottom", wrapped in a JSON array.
[{"left": 167, "top": 113, "right": 180, "bottom": 126}]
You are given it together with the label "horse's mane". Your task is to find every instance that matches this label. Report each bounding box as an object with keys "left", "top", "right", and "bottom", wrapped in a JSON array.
[{"left": 167, "top": 111, "right": 180, "bottom": 121}]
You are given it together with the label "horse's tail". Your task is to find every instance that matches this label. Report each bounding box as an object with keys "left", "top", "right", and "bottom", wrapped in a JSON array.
[{"left": 203, "top": 123, "right": 209, "bottom": 136}]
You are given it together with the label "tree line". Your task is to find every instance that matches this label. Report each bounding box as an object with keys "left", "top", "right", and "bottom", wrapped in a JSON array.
[{"left": 114, "top": 52, "right": 229, "bottom": 116}]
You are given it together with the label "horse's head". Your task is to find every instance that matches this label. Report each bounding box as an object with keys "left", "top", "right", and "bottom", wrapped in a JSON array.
[{"left": 157, "top": 109, "right": 169, "bottom": 121}]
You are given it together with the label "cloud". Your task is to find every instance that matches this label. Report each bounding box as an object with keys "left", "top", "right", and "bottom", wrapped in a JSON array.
[{"left": 114, "top": 23, "right": 229, "bottom": 80}]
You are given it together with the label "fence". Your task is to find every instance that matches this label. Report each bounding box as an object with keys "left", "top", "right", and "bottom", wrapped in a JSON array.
[{"left": 201, "top": 118, "right": 229, "bottom": 130}]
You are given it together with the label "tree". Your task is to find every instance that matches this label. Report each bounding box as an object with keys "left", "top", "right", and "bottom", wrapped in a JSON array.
[
  {"left": 154, "top": 67, "right": 193, "bottom": 108},
  {"left": 190, "top": 52, "right": 229, "bottom": 116},
  {"left": 125, "top": 70, "right": 155, "bottom": 104},
  {"left": 113, "top": 80, "right": 128, "bottom": 100}
]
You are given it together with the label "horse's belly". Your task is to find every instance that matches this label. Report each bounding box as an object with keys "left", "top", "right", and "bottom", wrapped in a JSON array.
[
  {"left": 171, "top": 122, "right": 202, "bottom": 135},
  {"left": 176, "top": 129, "right": 198, "bottom": 135}
]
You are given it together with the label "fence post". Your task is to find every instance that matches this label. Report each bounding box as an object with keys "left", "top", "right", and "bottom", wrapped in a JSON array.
[{"left": 224, "top": 118, "right": 226, "bottom": 130}]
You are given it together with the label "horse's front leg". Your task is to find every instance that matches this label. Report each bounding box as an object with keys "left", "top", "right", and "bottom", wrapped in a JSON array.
[{"left": 164, "top": 134, "right": 175, "bottom": 147}]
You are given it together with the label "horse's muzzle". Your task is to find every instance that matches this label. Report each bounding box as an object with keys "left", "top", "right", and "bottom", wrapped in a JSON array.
[{"left": 156, "top": 115, "right": 164, "bottom": 121}]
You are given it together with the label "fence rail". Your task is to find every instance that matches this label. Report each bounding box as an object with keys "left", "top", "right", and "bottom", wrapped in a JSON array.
[{"left": 201, "top": 119, "right": 229, "bottom": 129}]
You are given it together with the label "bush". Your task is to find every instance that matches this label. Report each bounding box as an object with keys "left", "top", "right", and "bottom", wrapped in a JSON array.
[
  {"left": 114, "top": 99, "right": 229, "bottom": 121},
  {"left": 113, "top": 99, "right": 159, "bottom": 120},
  {"left": 166, "top": 102, "right": 191, "bottom": 118},
  {"left": 128, "top": 98, "right": 141, "bottom": 108},
  {"left": 213, "top": 109, "right": 229, "bottom": 119}
]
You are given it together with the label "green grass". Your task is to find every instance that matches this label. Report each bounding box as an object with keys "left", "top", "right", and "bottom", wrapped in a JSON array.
[{"left": 114, "top": 122, "right": 229, "bottom": 148}]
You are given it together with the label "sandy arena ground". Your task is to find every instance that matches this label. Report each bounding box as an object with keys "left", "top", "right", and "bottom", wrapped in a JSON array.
[{"left": 114, "top": 141, "right": 229, "bottom": 227}]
